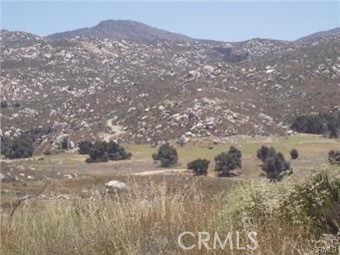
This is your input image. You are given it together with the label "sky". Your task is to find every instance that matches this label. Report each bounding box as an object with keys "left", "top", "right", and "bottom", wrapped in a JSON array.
[{"left": 1, "top": 1, "right": 340, "bottom": 42}]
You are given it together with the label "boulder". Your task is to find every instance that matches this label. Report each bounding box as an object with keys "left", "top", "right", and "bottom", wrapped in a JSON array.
[{"left": 105, "top": 180, "right": 127, "bottom": 190}]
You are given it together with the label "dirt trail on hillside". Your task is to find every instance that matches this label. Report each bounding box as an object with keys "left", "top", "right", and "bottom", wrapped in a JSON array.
[{"left": 100, "top": 118, "right": 127, "bottom": 141}]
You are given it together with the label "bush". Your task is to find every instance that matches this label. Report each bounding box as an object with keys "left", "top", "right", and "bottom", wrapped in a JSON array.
[
  {"left": 78, "top": 141, "right": 93, "bottom": 154},
  {"left": 328, "top": 150, "right": 340, "bottom": 165},
  {"left": 257, "top": 147, "right": 291, "bottom": 181},
  {"left": 61, "top": 137, "right": 69, "bottom": 150},
  {"left": 1, "top": 127, "right": 52, "bottom": 159},
  {"left": 106, "top": 141, "right": 132, "bottom": 160},
  {"left": 223, "top": 173, "right": 340, "bottom": 240},
  {"left": 290, "top": 149, "right": 299, "bottom": 159},
  {"left": 215, "top": 146, "right": 242, "bottom": 177},
  {"left": 86, "top": 141, "right": 132, "bottom": 163},
  {"left": 152, "top": 143, "right": 178, "bottom": 167},
  {"left": 1, "top": 100, "right": 8, "bottom": 108},
  {"left": 262, "top": 153, "right": 291, "bottom": 181},
  {"left": 279, "top": 173, "right": 340, "bottom": 237},
  {"left": 187, "top": 159, "right": 210, "bottom": 176},
  {"left": 3, "top": 135, "right": 34, "bottom": 159},
  {"left": 257, "top": 146, "right": 276, "bottom": 162}
]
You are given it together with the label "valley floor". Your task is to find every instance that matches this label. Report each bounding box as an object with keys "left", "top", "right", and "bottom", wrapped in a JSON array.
[{"left": 1, "top": 134, "right": 339, "bottom": 254}]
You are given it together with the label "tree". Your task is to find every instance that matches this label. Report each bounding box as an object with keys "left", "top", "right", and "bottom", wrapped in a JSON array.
[
  {"left": 85, "top": 141, "right": 132, "bottom": 163},
  {"left": 106, "top": 141, "right": 132, "bottom": 160},
  {"left": 1, "top": 100, "right": 8, "bottom": 109},
  {"left": 291, "top": 112, "right": 340, "bottom": 138},
  {"left": 78, "top": 141, "right": 93, "bottom": 154},
  {"left": 152, "top": 143, "right": 178, "bottom": 167},
  {"left": 86, "top": 141, "right": 108, "bottom": 163},
  {"left": 215, "top": 146, "right": 242, "bottom": 177},
  {"left": 328, "top": 150, "right": 340, "bottom": 165},
  {"left": 4, "top": 135, "right": 34, "bottom": 159},
  {"left": 187, "top": 159, "right": 210, "bottom": 176},
  {"left": 61, "top": 137, "right": 69, "bottom": 150},
  {"left": 258, "top": 147, "right": 291, "bottom": 181},
  {"left": 290, "top": 149, "right": 299, "bottom": 160},
  {"left": 257, "top": 146, "right": 275, "bottom": 162}
]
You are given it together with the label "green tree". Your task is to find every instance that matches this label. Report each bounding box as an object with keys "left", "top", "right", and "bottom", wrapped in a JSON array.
[
  {"left": 152, "top": 143, "right": 178, "bottom": 167},
  {"left": 187, "top": 159, "right": 210, "bottom": 176},
  {"left": 215, "top": 146, "right": 242, "bottom": 177},
  {"left": 290, "top": 149, "right": 299, "bottom": 160},
  {"left": 78, "top": 141, "right": 93, "bottom": 154}
]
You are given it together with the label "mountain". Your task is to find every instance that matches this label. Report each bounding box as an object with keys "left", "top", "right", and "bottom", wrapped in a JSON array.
[
  {"left": 296, "top": 27, "right": 340, "bottom": 43},
  {"left": 1, "top": 23, "right": 339, "bottom": 149},
  {"left": 47, "top": 20, "right": 192, "bottom": 42}
]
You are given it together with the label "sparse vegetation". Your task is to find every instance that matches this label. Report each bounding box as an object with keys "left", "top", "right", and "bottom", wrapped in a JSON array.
[
  {"left": 328, "top": 150, "right": 340, "bottom": 165},
  {"left": 214, "top": 146, "right": 242, "bottom": 177},
  {"left": 290, "top": 148, "right": 299, "bottom": 159},
  {"left": 152, "top": 143, "right": 178, "bottom": 167},
  {"left": 187, "top": 158, "right": 210, "bottom": 176}
]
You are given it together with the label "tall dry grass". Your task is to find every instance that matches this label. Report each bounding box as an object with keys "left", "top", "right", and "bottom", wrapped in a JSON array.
[{"left": 1, "top": 175, "right": 338, "bottom": 255}]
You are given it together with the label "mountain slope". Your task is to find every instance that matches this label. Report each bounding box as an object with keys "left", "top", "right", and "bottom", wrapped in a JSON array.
[
  {"left": 47, "top": 20, "right": 192, "bottom": 42},
  {"left": 1, "top": 23, "right": 339, "bottom": 146},
  {"left": 296, "top": 27, "right": 340, "bottom": 43}
]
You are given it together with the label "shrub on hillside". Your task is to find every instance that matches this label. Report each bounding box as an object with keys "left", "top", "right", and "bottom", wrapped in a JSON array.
[
  {"left": 257, "top": 146, "right": 291, "bottom": 181},
  {"left": 291, "top": 112, "right": 340, "bottom": 138},
  {"left": 0, "top": 100, "right": 8, "bottom": 109},
  {"left": 1, "top": 127, "right": 52, "bottom": 159},
  {"left": 85, "top": 141, "right": 131, "bottom": 163},
  {"left": 3, "top": 135, "right": 34, "bottom": 159},
  {"left": 106, "top": 141, "right": 132, "bottom": 160},
  {"left": 328, "top": 150, "right": 340, "bottom": 165},
  {"left": 78, "top": 141, "right": 93, "bottom": 154},
  {"left": 290, "top": 149, "right": 299, "bottom": 160},
  {"left": 152, "top": 143, "right": 178, "bottom": 167},
  {"left": 215, "top": 146, "right": 242, "bottom": 177},
  {"left": 187, "top": 159, "right": 210, "bottom": 176}
]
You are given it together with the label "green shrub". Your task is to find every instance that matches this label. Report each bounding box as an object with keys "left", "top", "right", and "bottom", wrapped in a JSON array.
[
  {"left": 215, "top": 146, "right": 242, "bottom": 177},
  {"left": 78, "top": 141, "right": 93, "bottom": 154},
  {"left": 279, "top": 173, "right": 340, "bottom": 237},
  {"left": 222, "top": 173, "right": 340, "bottom": 238},
  {"left": 86, "top": 141, "right": 131, "bottom": 163},
  {"left": 257, "top": 147, "right": 291, "bottom": 181},
  {"left": 3, "top": 135, "right": 34, "bottom": 159},
  {"left": 262, "top": 152, "right": 291, "bottom": 181},
  {"left": 257, "top": 146, "right": 276, "bottom": 162},
  {"left": 152, "top": 143, "right": 178, "bottom": 167},
  {"left": 290, "top": 149, "right": 299, "bottom": 159},
  {"left": 328, "top": 150, "right": 340, "bottom": 165},
  {"left": 187, "top": 159, "right": 210, "bottom": 176}
]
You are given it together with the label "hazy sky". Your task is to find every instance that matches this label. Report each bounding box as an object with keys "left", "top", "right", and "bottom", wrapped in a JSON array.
[{"left": 2, "top": 1, "right": 340, "bottom": 42}]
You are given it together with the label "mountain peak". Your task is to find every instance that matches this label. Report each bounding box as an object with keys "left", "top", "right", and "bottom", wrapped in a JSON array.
[{"left": 47, "top": 19, "right": 192, "bottom": 42}]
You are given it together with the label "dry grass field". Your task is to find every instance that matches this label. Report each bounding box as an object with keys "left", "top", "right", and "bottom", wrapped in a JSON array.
[{"left": 1, "top": 134, "right": 339, "bottom": 254}]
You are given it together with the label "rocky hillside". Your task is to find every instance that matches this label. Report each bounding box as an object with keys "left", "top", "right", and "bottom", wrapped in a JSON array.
[{"left": 1, "top": 21, "right": 340, "bottom": 148}]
